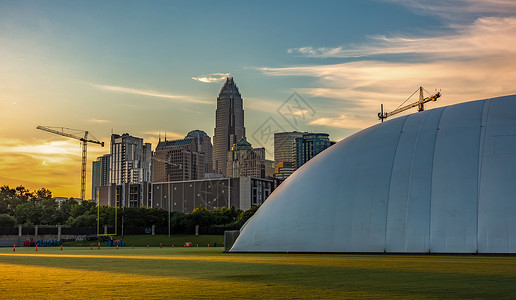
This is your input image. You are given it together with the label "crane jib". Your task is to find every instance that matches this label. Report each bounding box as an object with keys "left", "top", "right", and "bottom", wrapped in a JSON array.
[
  {"left": 36, "top": 125, "right": 104, "bottom": 200},
  {"left": 378, "top": 87, "right": 441, "bottom": 122}
]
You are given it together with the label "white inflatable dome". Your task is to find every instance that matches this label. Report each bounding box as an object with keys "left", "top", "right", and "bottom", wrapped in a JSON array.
[{"left": 231, "top": 95, "right": 516, "bottom": 253}]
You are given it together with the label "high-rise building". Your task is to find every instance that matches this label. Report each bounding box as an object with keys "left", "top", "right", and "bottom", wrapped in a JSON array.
[
  {"left": 109, "top": 133, "right": 152, "bottom": 185},
  {"left": 227, "top": 138, "right": 265, "bottom": 178},
  {"left": 152, "top": 136, "right": 205, "bottom": 182},
  {"left": 295, "top": 133, "right": 335, "bottom": 169},
  {"left": 273, "top": 131, "right": 305, "bottom": 180},
  {"left": 186, "top": 130, "right": 213, "bottom": 174},
  {"left": 92, "top": 161, "right": 100, "bottom": 199},
  {"left": 213, "top": 77, "right": 246, "bottom": 176},
  {"left": 274, "top": 131, "right": 305, "bottom": 166},
  {"left": 91, "top": 154, "right": 110, "bottom": 199}
]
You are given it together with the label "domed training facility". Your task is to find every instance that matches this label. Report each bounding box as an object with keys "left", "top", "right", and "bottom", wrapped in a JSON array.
[{"left": 230, "top": 95, "right": 516, "bottom": 254}]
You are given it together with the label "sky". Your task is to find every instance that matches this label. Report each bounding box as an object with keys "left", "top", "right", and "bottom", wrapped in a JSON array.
[{"left": 1, "top": 0, "right": 516, "bottom": 199}]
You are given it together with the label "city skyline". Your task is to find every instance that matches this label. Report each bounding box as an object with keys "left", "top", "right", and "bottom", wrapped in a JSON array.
[{"left": 2, "top": 0, "right": 516, "bottom": 198}]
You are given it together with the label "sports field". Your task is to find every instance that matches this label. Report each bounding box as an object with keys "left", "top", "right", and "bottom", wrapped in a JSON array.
[{"left": 1, "top": 246, "right": 515, "bottom": 299}]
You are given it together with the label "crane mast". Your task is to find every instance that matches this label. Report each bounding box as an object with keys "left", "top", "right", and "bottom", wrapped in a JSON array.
[
  {"left": 36, "top": 126, "right": 104, "bottom": 200},
  {"left": 378, "top": 87, "right": 441, "bottom": 122}
]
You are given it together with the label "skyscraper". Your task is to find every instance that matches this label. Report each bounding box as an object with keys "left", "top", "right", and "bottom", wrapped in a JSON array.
[
  {"left": 213, "top": 77, "right": 246, "bottom": 176},
  {"left": 110, "top": 133, "right": 152, "bottom": 185}
]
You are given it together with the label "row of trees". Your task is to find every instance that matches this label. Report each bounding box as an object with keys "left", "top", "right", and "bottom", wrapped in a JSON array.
[{"left": 0, "top": 185, "right": 259, "bottom": 230}]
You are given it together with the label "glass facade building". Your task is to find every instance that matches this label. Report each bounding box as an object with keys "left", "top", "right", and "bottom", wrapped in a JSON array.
[{"left": 295, "top": 133, "right": 335, "bottom": 169}]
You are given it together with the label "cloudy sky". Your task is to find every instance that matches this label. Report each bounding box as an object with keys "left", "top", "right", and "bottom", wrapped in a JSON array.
[{"left": 1, "top": 0, "right": 516, "bottom": 198}]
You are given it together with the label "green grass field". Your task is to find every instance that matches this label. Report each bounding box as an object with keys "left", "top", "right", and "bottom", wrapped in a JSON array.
[
  {"left": 1, "top": 245, "right": 516, "bottom": 299},
  {"left": 63, "top": 234, "right": 225, "bottom": 247}
]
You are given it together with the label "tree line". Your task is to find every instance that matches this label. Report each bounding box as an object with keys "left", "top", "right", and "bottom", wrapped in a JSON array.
[{"left": 0, "top": 185, "right": 259, "bottom": 230}]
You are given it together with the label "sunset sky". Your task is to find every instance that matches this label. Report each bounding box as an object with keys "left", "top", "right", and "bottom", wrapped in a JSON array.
[{"left": 1, "top": 0, "right": 516, "bottom": 199}]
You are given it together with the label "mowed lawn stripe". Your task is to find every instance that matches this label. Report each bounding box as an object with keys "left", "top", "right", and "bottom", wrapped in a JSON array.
[
  {"left": 1, "top": 248, "right": 516, "bottom": 298},
  {"left": 2, "top": 248, "right": 516, "bottom": 275},
  {"left": 0, "top": 263, "right": 376, "bottom": 299}
]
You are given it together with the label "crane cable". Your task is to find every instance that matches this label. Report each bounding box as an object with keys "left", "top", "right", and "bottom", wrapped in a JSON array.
[{"left": 394, "top": 88, "right": 420, "bottom": 111}]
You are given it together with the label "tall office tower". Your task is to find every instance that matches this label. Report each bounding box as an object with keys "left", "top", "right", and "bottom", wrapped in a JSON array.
[
  {"left": 273, "top": 131, "right": 305, "bottom": 179},
  {"left": 227, "top": 138, "right": 265, "bottom": 178},
  {"left": 295, "top": 133, "right": 335, "bottom": 169},
  {"left": 91, "top": 154, "right": 111, "bottom": 199},
  {"left": 186, "top": 130, "right": 213, "bottom": 174},
  {"left": 213, "top": 77, "right": 246, "bottom": 176},
  {"left": 110, "top": 133, "right": 152, "bottom": 185},
  {"left": 92, "top": 161, "right": 100, "bottom": 199},
  {"left": 265, "top": 159, "right": 275, "bottom": 178},
  {"left": 152, "top": 136, "right": 205, "bottom": 182}
]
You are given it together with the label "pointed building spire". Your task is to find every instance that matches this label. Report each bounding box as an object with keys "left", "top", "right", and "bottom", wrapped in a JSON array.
[{"left": 213, "top": 77, "right": 246, "bottom": 176}]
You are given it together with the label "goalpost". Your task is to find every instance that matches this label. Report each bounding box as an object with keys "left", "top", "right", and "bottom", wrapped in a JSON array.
[{"left": 96, "top": 188, "right": 118, "bottom": 237}]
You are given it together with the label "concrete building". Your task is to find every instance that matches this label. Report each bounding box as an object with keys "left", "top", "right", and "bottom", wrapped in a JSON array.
[
  {"left": 110, "top": 133, "right": 152, "bottom": 185},
  {"left": 295, "top": 133, "right": 335, "bottom": 169},
  {"left": 152, "top": 137, "right": 205, "bottom": 183},
  {"left": 213, "top": 77, "right": 246, "bottom": 176},
  {"left": 54, "top": 197, "right": 82, "bottom": 205},
  {"left": 265, "top": 159, "right": 275, "bottom": 178},
  {"left": 152, "top": 177, "right": 273, "bottom": 212},
  {"left": 187, "top": 130, "right": 213, "bottom": 174},
  {"left": 96, "top": 182, "right": 152, "bottom": 208},
  {"left": 231, "top": 95, "right": 516, "bottom": 253},
  {"left": 91, "top": 154, "right": 110, "bottom": 199},
  {"left": 274, "top": 161, "right": 295, "bottom": 181},
  {"left": 227, "top": 138, "right": 265, "bottom": 178}
]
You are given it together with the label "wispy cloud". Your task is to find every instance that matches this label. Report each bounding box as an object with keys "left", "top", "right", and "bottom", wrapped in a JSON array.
[
  {"left": 192, "top": 73, "right": 230, "bottom": 83},
  {"left": 244, "top": 97, "right": 283, "bottom": 113},
  {"left": 0, "top": 139, "right": 80, "bottom": 157},
  {"left": 88, "top": 118, "right": 111, "bottom": 124},
  {"left": 0, "top": 137, "right": 107, "bottom": 198},
  {"left": 385, "top": 0, "right": 516, "bottom": 20},
  {"left": 287, "top": 17, "right": 516, "bottom": 59},
  {"left": 262, "top": 57, "right": 516, "bottom": 129},
  {"left": 92, "top": 84, "right": 212, "bottom": 105},
  {"left": 310, "top": 114, "right": 375, "bottom": 130},
  {"left": 265, "top": 1, "right": 516, "bottom": 131}
]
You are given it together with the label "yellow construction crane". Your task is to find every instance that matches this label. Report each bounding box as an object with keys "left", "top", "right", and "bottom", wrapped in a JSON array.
[
  {"left": 36, "top": 126, "right": 104, "bottom": 200},
  {"left": 378, "top": 87, "right": 441, "bottom": 122}
]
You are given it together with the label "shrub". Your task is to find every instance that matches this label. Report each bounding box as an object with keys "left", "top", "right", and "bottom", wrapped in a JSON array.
[
  {"left": 0, "top": 214, "right": 16, "bottom": 227},
  {"left": 69, "top": 214, "right": 97, "bottom": 227}
]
